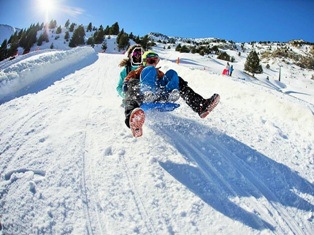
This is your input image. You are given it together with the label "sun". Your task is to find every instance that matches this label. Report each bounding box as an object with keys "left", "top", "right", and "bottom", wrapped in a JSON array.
[
  {"left": 37, "top": 0, "right": 58, "bottom": 22},
  {"left": 38, "top": 0, "right": 56, "bottom": 12}
]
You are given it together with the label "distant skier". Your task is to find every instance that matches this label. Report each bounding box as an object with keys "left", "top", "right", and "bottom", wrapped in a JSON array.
[
  {"left": 123, "top": 50, "right": 220, "bottom": 137},
  {"left": 117, "top": 44, "right": 144, "bottom": 98},
  {"left": 229, "top": 65, "right": 234, "bottom": 76}
]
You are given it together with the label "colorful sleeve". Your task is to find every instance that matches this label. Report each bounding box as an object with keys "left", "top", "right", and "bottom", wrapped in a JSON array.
[{"left": 117, "top": 68, "right": 127, "bottom": 98}]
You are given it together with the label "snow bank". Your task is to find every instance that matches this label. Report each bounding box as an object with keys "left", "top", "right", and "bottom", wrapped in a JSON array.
[{"left": 0, "top": 47, "right": 97, "bottom": 103}]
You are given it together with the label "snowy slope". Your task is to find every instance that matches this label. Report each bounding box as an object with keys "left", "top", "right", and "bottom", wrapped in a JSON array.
[
  {"left": 0, "top": 45, "right": 313, "bottom": 234},
  {"left": 0, "top": 24, "right": 17, "bottom": 44}
]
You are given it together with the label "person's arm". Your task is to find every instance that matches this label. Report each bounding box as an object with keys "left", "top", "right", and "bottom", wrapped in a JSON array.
[{"left": 117, "top": 68, "right": 127, "bottom": 97}]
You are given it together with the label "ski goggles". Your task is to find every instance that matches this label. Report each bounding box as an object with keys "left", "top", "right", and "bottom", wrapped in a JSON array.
[
  {"left": 131, "top": 47, "right": 144, "bottom": 65},
  {"left": 146, "top": 57, "right": 160, "bottom": 65},
  {"left": 133, "top": 50, "right": 143, "bottom": 57}
]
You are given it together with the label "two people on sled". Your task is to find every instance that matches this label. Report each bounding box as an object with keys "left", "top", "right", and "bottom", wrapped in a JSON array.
[{"left": 117, "top": 45, "right": 220, "bottom": 137}]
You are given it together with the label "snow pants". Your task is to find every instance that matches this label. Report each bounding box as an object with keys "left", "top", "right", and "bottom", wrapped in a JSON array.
[
  {"left": 140, "top": 66, "right": 180, "bottom": 95},
  {"left": 123, "top": 69, "right": 206, "bottom": 128}
]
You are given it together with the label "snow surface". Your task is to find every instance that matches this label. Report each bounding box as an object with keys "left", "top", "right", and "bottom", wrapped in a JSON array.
[{"left": 0, "top": 42, "right": 314, "bottom": 234}]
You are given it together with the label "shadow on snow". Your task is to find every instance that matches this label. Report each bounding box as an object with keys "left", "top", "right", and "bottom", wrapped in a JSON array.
[{"left": 147, "top": 112, "right": 313, "bottom": 231}]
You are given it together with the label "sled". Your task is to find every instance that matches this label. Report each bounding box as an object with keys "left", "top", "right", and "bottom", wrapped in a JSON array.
[
  {"left": 222, "top": 69, "right": 229, "bottom": 75},
  {"left": 140, "top": 102, "right": 180, "bottom": 112}
]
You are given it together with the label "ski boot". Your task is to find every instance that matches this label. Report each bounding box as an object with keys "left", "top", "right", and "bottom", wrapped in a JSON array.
[
  {"left": 199, "top": 94, "right": 220, "bottom": 118},
  {"left": 129, "top": 108, "right": 145, "bottom": 137}
]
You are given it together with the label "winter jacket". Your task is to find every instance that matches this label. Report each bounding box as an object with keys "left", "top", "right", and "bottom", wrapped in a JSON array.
[{"left": 116, "top": 65, "right": 140, "bottom": 98}]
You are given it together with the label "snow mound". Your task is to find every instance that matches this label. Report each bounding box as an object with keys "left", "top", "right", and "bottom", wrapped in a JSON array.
[{"left": 0, "top": 47, "right": 97, "bottom": 103}]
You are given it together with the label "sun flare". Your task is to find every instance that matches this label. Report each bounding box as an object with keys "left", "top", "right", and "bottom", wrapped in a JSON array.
[
  {"left": 38, "top": 0, "right": 56, "bottom": 12},
  {"left": 37, "top": 0, "right": 58, "bottom": 22},
  {"left": 34, "top": 0, "right": 84, "bottom": 25}
]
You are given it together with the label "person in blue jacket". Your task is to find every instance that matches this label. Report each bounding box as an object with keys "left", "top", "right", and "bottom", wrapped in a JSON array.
[
  {"left": 117, "top": 44, "right": 144, "bottom": 98},
  {"left": 229, "top": 65, "right": 234, "bottom": 76}
]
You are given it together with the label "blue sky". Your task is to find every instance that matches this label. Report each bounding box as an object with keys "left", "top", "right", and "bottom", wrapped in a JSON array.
[{"left": 1, "top": 0, "right": 313, "bottom": 42}]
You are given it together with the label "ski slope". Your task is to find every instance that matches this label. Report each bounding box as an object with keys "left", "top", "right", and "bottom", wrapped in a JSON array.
[{"left": 0, "top": 46, "right": 313, "bottom": 234}]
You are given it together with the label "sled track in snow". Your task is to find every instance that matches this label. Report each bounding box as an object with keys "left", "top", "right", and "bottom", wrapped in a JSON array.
[
  {"left": 79, "top": 74, "right": 109, "bottom": 234},
  {"left": 180, "top": 133, "right": 303, "bottom": 233},
  {"left": 120, "top": 154, "right": 158, "bottom": 235},
  {"left": 205, "top": 138, "right": 306, "bottom": 234},
  {"left": 0, "top": 105, "right": 48, "bottom": 173},
  {"left": 78, "top": 58, "right": 157, "bottom": 234},
  {"left": 151, "top": 115, "right": 312, "bottom": 234},
  {"left": 62, "top": 60, "right": 110, "bottom": 235},
  {"left": 158, "top": 125, "right": 275, "bottom": 230},
  {"left": 81, "top": 123, "right": 108, "bottom": 235},
  {"left": 80, "top": 128, "right": 94, "bottom": 235}
]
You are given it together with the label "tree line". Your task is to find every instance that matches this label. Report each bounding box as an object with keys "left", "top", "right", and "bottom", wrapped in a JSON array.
[{"left": 0, "top": 20, "right": 155, "bottom": 61}]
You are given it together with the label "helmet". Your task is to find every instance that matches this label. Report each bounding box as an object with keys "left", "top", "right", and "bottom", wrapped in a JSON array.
[{"left": 142, "top": 51, "right": 160, "bottom": 66}]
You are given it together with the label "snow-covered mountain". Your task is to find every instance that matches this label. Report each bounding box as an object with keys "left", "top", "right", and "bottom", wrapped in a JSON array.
[
  {"left": 0, "top": 24, "right": 20, "bottom": 44},
  {"left": 0, "top": 24, "right": 314, "bottom": 234}
]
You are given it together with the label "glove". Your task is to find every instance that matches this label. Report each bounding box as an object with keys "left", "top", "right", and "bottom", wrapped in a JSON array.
[{"left": 122, "top": 82, "right": 128, "bottom": 92}]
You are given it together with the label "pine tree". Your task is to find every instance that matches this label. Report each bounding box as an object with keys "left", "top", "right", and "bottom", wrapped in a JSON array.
[
  {"left": 69, "top": 23, "right": 76, "bottom": 32},
  {"left": 117, "top": 31, "right": 129, "bottom": 51},
  {"left": 116, "top": 29, "right": 124, "bottom": 45},
  {"left": 140, "top": 35, "right": 150, "bottom": 50},
  {"left": 244, "top": 50, "right": 263, "bottom": 77},
  {"left": 86, "top": 37, "right": 94, "bottom": 46},
  {"left": 7, "top": 42, "right": 18, "bottom": 57},
  {"left": 69, "top": 25, "right": 85, "bottom": 47},
  {"left": 19, "top": 26, "right": 37, "bottom": 52},
  {"left": 48, "top": 19, "right": 57, "bottom": 29},
  {"left": 129, "top": 32, "right": 134, "bottom": 40},
  {"left": 102, "top": 40, "right": 107, "bottom": 51},
  {"left": 94, "top": 26, "right": 105, "bottom": 44},
  {"left": 64, "top": 31, "right": 70, "bottom": 41},
  {"left": 56, "top": 26, "right": 62, "bottom": 34},
  {"left": 0, "top": 39, "right": 8, "bottom": 61},
  {"left": 180, "top": 45, "right": 190, "bottom": 53},
  {"left": 87, "top": 23, "right": 92, "bottom": 32},
  {"left": 217, "top": 51, "right": 231, "bottom": 61},
  {"left": 65, "top": 19, "right": 70, "bottom": 28},
  {"left": 175, "top": 44, "right": 182, "bottom": 52},
  {"left": 110, "top": 22, "right": 119, "bottom": 35}
]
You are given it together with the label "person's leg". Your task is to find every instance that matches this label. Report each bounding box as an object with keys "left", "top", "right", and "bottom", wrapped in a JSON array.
[
  {"left": 124, "top": 78, "right": 141, "bottom": 128},
  {"left": 179, "top": 77, "right": 204, "bottom": 112},
  {"left": 124, "top": 100, "right": 140, "bottom": 128},
  {"left": 152, "top": 69, "right": 180, "bottom": 102},
  {"left": 140, "top": 66, "right": 162, "bottom": 102},
  {"left": 163, "top": 69, "right": 180, "bottom": 92},
  {"left": 140, "top": 66, "right": 158, "bottom": 93},
  {"left": 179, "top": 76, "right": 220, "bottom": 118}
]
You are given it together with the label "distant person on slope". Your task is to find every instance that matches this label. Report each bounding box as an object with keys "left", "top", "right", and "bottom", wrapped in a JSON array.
[
  {"left": 229, "top": 65, "right": 234, "bottom": 76},
  {"left": 226, "top": 62, "right": 230, "bottom": 75},
  {"left": 123, "top": 50, "right": 220, "bottom": 137},
  {"left": 117, "top": 44, "right": 144, "bottom": 98}
]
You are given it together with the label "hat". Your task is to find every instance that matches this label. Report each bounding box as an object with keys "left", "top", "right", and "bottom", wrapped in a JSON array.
[{"left": 142, "top": 51, "right": 159, "bottom": 66}]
